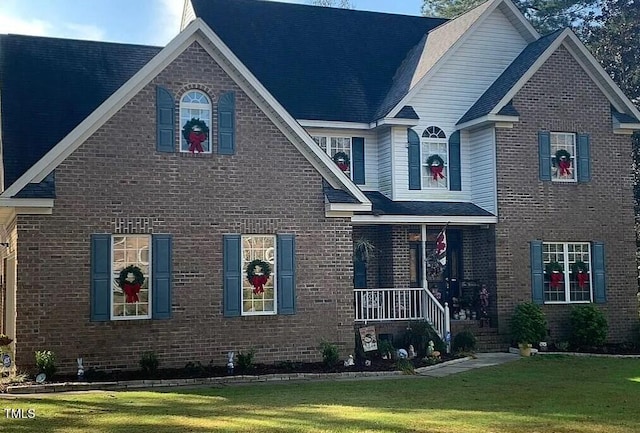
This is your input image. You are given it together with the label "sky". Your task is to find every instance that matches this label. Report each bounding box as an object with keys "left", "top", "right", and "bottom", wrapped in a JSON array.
[{"left": 0, "top": 0, "right": 425, "bottom": 46}]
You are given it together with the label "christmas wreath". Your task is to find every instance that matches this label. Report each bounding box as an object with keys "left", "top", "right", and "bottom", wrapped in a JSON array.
[
  {"left": 571, "top": 261, "right": 589, "bottom": 288},
  {"left": 554, "top": 149, "right": 572, "bottom": 176},
  {"left": 545, "top": 261, "right": 564, "bottom": 289},
  {"left": 182, "top": 118, "right": 209, "bottom": 153},
  {"left": 333, "top": 152, "right": 350, "bottom": 171},
  {"left": 246, "top": 259, "right": 272, "bottom": 294},
  {"left": 117, "top": 265, "right": 145, "bottom": 303},
  {"left": 426, "top": 154, "right": 445, "bottom": 181}
]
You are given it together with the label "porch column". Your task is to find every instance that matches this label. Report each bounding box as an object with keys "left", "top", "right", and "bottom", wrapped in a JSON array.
[{"left": 421, "top": 224, "right": 427, "bottom": 291}]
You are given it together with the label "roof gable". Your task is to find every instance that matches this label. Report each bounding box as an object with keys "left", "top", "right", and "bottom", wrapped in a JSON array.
[{"left": 188, "top": 0, "right": 446, "bottom": 123}]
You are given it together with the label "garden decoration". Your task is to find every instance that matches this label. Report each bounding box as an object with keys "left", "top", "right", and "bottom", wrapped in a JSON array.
[
  {"left": 426, "top": 154, "right": 445, "bottom": 181},
  {"left": 545, "top": 261, "right": 564, "bottom": 289},
  {"left": 333, "top": 152, "right": 350, "bottom": 171},
  {"left": 117, "top": 265, "right": 145, "bottom": 303},
  {"left": 571, "top": 261, "right": 589, "bottom": 288},
  {"left": 555, "top": 149, "right": 572, "bottom": 176},
  {"left": 182, "top": 118, "right": 209, "bottom": 153},
  {"left": 246, "top": 259, "right": 271, "bottom": 294}
]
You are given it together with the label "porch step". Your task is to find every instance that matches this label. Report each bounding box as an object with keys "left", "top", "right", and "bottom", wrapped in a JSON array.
[{"left": 450, "top": 320, "right": 508, "bottom": 353}]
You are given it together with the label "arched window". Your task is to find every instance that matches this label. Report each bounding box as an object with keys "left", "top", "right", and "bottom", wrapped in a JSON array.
[
  {"left": 180, "top": 90, "right": 212, "bottom": 153},
  {"left": 421, "top": 126, "right": 448, "bottom": 189}
]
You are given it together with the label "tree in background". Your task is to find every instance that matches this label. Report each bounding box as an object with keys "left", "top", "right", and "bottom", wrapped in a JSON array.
[
  {"left": 421, "top": 0, "right": 599, "bottom": 34},
  {"left": 308, "top": 0, "right": 354, "bottom": 8}
]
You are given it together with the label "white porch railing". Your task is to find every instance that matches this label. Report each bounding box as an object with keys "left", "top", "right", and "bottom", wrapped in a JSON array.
[{"left": 354, "top": 288, "right": 450, "bottom": 340}]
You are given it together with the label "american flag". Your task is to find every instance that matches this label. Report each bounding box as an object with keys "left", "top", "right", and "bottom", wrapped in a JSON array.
[{"left": 435, "top": 225, "right": 447, "bottom": 266}]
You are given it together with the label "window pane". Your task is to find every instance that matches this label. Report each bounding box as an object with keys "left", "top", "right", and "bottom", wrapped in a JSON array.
[
  {"left": 543, "top": 242, "right": 592, "bottom": 303},
  {"left": 422, "top": 140, "right": 448, "bottom": 189},
  {"left": 112, "top": 235, "right": 151, "bottom": 319},
  {"left": 180, "top": 91, "right": 211, "bottom": 153},
  {"left": 242, "top": 235, "right": 276, "bottom": 315},
  {"left": 551, "top": 132, "right": 576, "bottom": 181}
]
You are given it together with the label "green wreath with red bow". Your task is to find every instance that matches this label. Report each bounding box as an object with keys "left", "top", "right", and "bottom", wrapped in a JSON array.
[
  {"left": 571, "top": 261, "right": 589, "bottom": 288},
  {"left": 182, "top": 118, "right": 209, "bottom": 153},
  {"left": 117, "top": 265, "right": 145, "bottom": 303},
  {"left": 246, "top": 259, "right": 272, "bottom": 294},
  {"left": 545, "top": 261, "right": 564, "bottom": 289},
  {"left": 333, "top": 152, "right": 350, "bottom": 171},
  {"left": 554, "top": 149, "right": 572, "bottom": 176},
  {"left": 426, "top": 154, "right": 445, "bottom": 181}
]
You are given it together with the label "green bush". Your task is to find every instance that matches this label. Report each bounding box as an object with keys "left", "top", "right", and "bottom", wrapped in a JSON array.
[
  {"left": 139, "top": 352, "right": 159, "bottom": 376},
  {"left": 510, "top": 302, "right": 547, "bottom": 345},
  {"left": 320, "top": 341, "right": 340, "bottom": 367},
  {"left": 400, "top": 321, "right": 446, "bottom": 356},
  {"left": 237, "top": 349, "right": 256, "bottom": 371},
  {"left": 452, "top": 330, "right": 477, "bottom": 353},
  {"left": 377, "top": 339, "right": 394, "bottom": 357},
  {"left": 569, "top": 305, "right": 608, "bottom": 348},
  {"left": 35, "top": 350, "right": 57, "bottom": 378}
]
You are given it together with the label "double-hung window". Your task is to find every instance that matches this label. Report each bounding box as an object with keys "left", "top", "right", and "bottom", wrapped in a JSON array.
[
  {"left": 180, "top": 90, "right": 212, "bottom": 153},
  {"left": 112, "top": 235, "right": 151, "bottom": 319},
  {"left": 421, "top": 126, "right": 448, "bottom": 189},
  {"left": 313, "top": 136, "right": 352, "bottom": 177},
  {"left": 242, "top": 235, "right": 276, "bottom": 315},
  {"left": 543, "top": 242, "right": 591, "bottom": 303},
  {"left": 551, "top": 132, "right": 577, "bottom": 182}
]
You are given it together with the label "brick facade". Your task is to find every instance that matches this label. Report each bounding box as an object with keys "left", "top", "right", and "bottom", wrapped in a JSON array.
[
  {"left": 494, "top": 46, "right": 637, "bottom": 342},
  {"left": 13, "top": 41, "right": 355, "bottom": 373}
]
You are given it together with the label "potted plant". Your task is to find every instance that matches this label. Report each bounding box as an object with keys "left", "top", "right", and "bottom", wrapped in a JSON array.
[{"left": 510, "top": 302, "right": 547, "bottom": 356}]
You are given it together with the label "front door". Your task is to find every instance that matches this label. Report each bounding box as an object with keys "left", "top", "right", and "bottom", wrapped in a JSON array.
[{"left": 426, "top": 229, "right": 462, "bottom": 305}]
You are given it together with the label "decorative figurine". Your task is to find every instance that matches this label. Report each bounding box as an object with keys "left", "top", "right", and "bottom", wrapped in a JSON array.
[
  {"left": 227, "top": 351, "right": 234, "bottom": 375},
  {"left": 344, "top": 355, "right": 355, "bottom": 367},
  {"left": 77, "top": 357, "right": 84, "bottom": 381},
  {"left": 408, "top": 345, "right": 416, "bottom": 359}
]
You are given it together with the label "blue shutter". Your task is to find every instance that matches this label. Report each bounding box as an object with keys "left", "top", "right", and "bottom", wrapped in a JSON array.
[
  {"left": 218, "top": 92, "right": 235, "bottom": 155},
  {"left": 538, "top": 131, "right": 551, "bottom": 181},
  {"left": 156, "top": 86, "right": 175, "bottom": 153},
  {"left": 352, "top": 137, "right": 365, "bottom": 185},
  {"left": 577, "top": 134, "right": 591, "bottom": 182},
  {"left": 530, "top": 240, "right": 544, "bottom": 304},
  {"left": 277, "top": 234, "right": 296, "bottom": 315},
  {"left": 354, "top": 260, "right": 367, "bottom": 289},
  {"left": 408, "top": 129, "right": 421, "bottom": 190},
  {"left": 152, "top": 234, "right": 173, "bottom": 319},
  {"left": 90, "top": 234, "right": 111, "bottom": 322},
  {"left": 449, "top": 131, "right": 461, "bottom": 191},
  {"left": 592, "top": 241, "right": 606, "bottom": 303},
  {"left": 223, "top": 235, "right": 241, "bottom": 317}
]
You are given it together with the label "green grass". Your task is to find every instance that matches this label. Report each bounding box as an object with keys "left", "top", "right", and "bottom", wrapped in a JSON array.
[{"left": 2, "top": 356, "right": 639, "bottom": 432}]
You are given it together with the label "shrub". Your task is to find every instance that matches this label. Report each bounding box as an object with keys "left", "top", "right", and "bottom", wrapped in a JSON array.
[
  {"left": 320, "top": 341, "right": 340, "bottom": 367},
  {"left": 569, "top": 305, "right": 608, "bottom": 348},
  {"left": 394, "top": 357, "right": 415, "bottom": 375},
  {"left": 510, "top": 302, "right": 547, "bottom": 345},
  {"left": 237, "top": 349, "right": 256, "bottom": 371},
  {"left": 400, "top": 321, "right": 446, "bottom": 356},
  {"left": 34, "top": 350, "right": 57, "bottom": 378},
  {"left": 452, "top": 330, "right": 477, "bottom": 353},
  {"left": 377, "top": 339, "right": 394, "bottom": 358},
  {"left": 139, "top": 352, "right": 159, "bottom": 376}
]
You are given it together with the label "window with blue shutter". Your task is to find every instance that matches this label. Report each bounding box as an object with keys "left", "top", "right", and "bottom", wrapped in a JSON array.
[
  {"left": 152, "top": 235, "right": 173, "bottom": 319},
  {"left": 352, "top": 137, "right": 365, "bottom": 185},
  {"left": 408, "top": 129, "right": 421, "bottom": 190},
  {"left": 538, "top": 131, "right": 551, "bottom": 181},
  {"left": 592, "top": 241, "right": 606, "bottom": 303},
  {"left": 223, "top": 235, "right": 242, "bottom": 317},
  {"left": 156, "top": 86, "right": 175, "bottom": 153},
  {"left": 91, "top": 234, "right": 111, "bottom": 322},
  {"left": 218, "top": 92, "right": 235, "bottom": 155},
  {"left": 530, "top": 240, "right": 544, "bottom": 304},
  {"left": 277, "top": 234, "right": 296, "bottom": 315},
  {"left": 577, "top": 134, "right": 591, "bottom": 182},
  {"left": 449, "top": 131, "right": 461, "bottom": 191}
]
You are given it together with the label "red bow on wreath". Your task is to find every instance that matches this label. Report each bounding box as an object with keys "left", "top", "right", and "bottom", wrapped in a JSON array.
[
  {"left": 250, "top": 275, "right": 269, "bottom": 294},
  {"left": 123, "top": 282, "right": 141, "bottom": 303},
  {"left": 188, "top": 131, "right": 207, "bottom": 153},
  {"left": 337, "top": 162, "right": 349, "bottom": 171},
  {"left": 430, "top": 165, "right": 444, "bottom": 181},
  {"left": 558, "top": 160, "right": 571, "bottom": 176},
  {"left": 550, "top": 271, "right": 563, "bottom": 289},
  {"left": 576, "top": 271, "right": 589, "bottom": 288}
]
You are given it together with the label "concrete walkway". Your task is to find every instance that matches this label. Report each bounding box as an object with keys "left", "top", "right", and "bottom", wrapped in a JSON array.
[{"left": 417, "top": 352, "right": 521, "bottom": 377}]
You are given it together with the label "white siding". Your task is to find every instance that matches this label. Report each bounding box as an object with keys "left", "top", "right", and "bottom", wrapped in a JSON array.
[
  {"left": 468, "top": 127, "right": 497, "bottom": 214},
  {"left": 377, "top": 127, "right": 392, "bottom": 197},
  {"left": 394, "top": 7, "right": 527, "bottom": 201},
  {"left": 304, "top": 128, "right": 378, "bottom": 190}
]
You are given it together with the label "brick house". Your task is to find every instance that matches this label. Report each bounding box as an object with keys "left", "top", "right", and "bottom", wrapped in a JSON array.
[{"left": 1, "top": 0, "right": 639, "bottom": 373}]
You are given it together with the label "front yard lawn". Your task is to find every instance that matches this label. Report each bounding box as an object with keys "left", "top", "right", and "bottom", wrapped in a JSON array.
[{"left": 2, "top": 355, "right": 639, "bottom": 432}]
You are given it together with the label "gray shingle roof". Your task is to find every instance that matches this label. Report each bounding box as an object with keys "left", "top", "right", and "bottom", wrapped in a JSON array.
[
  {"left": 190, "top": 0, "right": 447, "bottom": 123},
  {"left": 395, "top": 106, "right": 420, "bottom": 120},
  {"left": 363, "top": 191, "right": 495, "bottom": 216},
  {"left": 323, "top": 181, "right": 360, "bottom": 204},
  {"left": 612, "top": 107, "right": 640, "bottom": 124},
  {"left": 0, "top": 34, "right": 160, "bottom": 195},
  {"left": 457, "top": 30, "right": 562, "bottom": 125}
]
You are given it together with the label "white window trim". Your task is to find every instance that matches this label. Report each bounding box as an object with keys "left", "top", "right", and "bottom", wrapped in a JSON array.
[
  {"left": 241, "top": 234, "right": 277, "bottom": 316},
  {"left": 543, "top": 241, "right": 592, "bottom": 305},
  {"left": 312, "top": 135, "right": 353, "bottom": 179},
  {"left": 421, "top": 138, "right": 449, "bottom": 190},
  {"left": 111, "top": 235, "right": 152, "bottom": 321},
  {"left": 180, "top": 91, "right": 212, "bottom": 154},
  {"left": 551, "top": 132, "right": 577, "bottom": 183}
]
